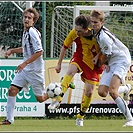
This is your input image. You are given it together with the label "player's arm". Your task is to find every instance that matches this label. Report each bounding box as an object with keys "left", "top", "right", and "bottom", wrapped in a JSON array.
[
  {"left": 17, "top": 50, "right": 43, "bottom": 73},
  {"left": 56, "top": 29, "right": 76, "bottom": 73},
  {"left": 25, "top": 51, "right": 43, "bottom": 65},
  {"left": 92, "top": 51, "right": 101, "bottom": 65},
  {"left": 97, "top": 36, "right": 112, "bottom": 67},
  {"left": 5, "top": 47, "right": 23, "bottom": 58},
  {"left": 55, "top": 46, "right": 67, "bottom": 73}
]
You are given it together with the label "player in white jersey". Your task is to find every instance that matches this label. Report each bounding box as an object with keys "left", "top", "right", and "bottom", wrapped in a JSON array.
[
  {"left": 1, "top": 8, "right": 49, "bottom": 125},
  {"left": 90, "top": 10, "right": 133, "bottom": 127}
]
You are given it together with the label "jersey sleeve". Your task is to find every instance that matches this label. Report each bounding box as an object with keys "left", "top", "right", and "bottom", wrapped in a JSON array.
[
  {"left": 29, "top": 27, "right": 43, "bottom": 53},
  {"left": 99, "top": 34, "right": 113, "bottom": 56},
  {"left": 63, "top": 29, "right": 77, "bottom": 48}
]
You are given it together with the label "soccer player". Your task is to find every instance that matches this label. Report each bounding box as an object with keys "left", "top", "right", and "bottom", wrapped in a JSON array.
[
  {"left": 90, "top": 10, "right": 133, "bottom": 127},
  {"left": 1, "top": 8, "right": 49, "bottom": 125},
  {"left": 48, "top": 14, "right": 104, "bottom": 126}
]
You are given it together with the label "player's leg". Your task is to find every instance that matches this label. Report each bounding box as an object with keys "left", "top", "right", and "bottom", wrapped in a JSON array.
[
  {"left": 4, "top": 86, "right": 19, "bottom": 124},
  {"left": 6, "top": 72, "right": 28, "bottom": 124},
  {"left": 110, "top": 75, "right": 133, "bottom": 127},
  {"left": 29, "top": 72, "right": 49, "bottom": 103},
  {"left": 76, "top": 61, "right": 103, "bottom": 126},
  {"left": 105, "top": 84, "right": 132, "bottom": 104},
  {"left": 1, "top": 72, "right": 25, "bottom": 125},
  {"left": 2, "top": 71, "right": 27, "bottom": 125},
  {"left": 103, "top": 64, "right": 132, "bottom": 102},
  {"left": 35, "top": 92, "right": 49, "bottom": 103},
  {"left": 118, "top": 84, "right": 132, "bottom": 103},
  {"left": 48, "top": 64, "right": 78, "bottom": 110},
  {"left": 100, "top": 64, "right": 133, "bottom": 127},
  {"left": 76, "top": 82, "right": 94, "bottom": 126}
]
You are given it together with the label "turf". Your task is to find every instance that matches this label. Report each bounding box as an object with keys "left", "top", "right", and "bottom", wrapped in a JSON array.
[{"left": 0, "top": 119, "right": 133, "bottom": 132}]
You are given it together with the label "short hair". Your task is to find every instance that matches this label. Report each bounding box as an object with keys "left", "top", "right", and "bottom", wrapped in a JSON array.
[
  {"left": 23, "top": 8, "right": 39, "bottom": 25},
  {"left": 90, "top": 10, "right": 105, "bottom": 21},
  {"left": 75, "top": 14, "right": 91, "bottom": 29}
]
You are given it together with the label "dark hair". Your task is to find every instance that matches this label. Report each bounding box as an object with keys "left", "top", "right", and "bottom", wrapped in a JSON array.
[
  {"left": 23, "top": 8, "right": 39, "bottom": 24},
  {"left": 75, "top": 14, "right": 90, "bottom": 29}
]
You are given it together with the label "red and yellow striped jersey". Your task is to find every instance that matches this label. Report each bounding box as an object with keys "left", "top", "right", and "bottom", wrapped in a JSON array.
[{"left": 63, "top": 28, "right": 100, "bottom": 70}]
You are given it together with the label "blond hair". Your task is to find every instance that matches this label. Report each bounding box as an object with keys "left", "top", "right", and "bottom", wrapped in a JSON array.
[{"left": 90, "top": 10, "right": 105, "bottom": 21}]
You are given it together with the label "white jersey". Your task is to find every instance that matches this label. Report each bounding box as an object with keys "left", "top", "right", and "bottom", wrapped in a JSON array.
[
  {"left": 94, "top": 26, "right": 131, "bottom": 66},
  {"left": 22, "top": 27, "right": 44, "bottom": 72}
]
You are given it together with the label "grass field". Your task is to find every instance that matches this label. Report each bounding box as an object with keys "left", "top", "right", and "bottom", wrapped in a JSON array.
[{"left": 0, "top": 118, "right": 133, "bottom": 132}]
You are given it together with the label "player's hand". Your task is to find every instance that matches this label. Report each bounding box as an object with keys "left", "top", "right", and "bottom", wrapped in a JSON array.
[
  {"left": 16, "top": 62, "right": 27, "bottom": 73},
  {"left": 55, "top": 65, "right": 61, "bottom": 73},
  {"left": 97, "top": 60, "right": 103, "bottom": 67},
  {"left": 4, "top": 49, "right": 12, "bottom": 59}
]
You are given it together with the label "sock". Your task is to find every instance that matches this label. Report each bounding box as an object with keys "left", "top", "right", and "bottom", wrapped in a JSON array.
[
  {"left": 115, "top": 96, "right": 133, "bottom": 121},
  {"left": 118, "top": 85, "right": 128, "bottom": 94},
  {"left": 56, "top": 74, "right": 73, "bottom": 103},
  {"left": 77, "top": 112, "right": 85, "bottom": 119},
  {"left": 77, "top": 95, "right": 92, "bottom": 119},
  {"left": 61, "top": 74, "right": 73, "bottom": 93},
  {"left": 56, "top": 95, "right": 63, "bottom": 103},
  {"left": 6, "top": 96, "right": 16, "bottom": 123}
]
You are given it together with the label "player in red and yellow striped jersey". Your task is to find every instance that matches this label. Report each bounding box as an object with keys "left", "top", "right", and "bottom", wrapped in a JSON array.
[{"left": 48, "top": 14, "right": 104, "bottom": 126}]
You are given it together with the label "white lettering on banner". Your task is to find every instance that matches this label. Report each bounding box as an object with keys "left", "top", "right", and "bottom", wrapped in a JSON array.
[
  {"left": 0, "top": 69, "right": 16, "bottom": 81},
  {"left": 88, "top": 106, "right": 122, "bottom": 114},
  {"left": 17, "top": 90, "right": 31, "bottom": 100},
  {"left": 48, "top": 105, "right": 133, "bottom": 115},
  {"left": 0, "top": 88, "right": 8, "bottom": 99},
  {"left": 113, "top": 4, "right": 133, "bottom": 7},
  {"left": 0, "top": 88, "right": 31, "bottom": 100}
]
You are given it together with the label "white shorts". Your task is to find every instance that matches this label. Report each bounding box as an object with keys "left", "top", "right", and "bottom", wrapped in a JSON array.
[
  {"left": 11, "top": 70, "right": 46, "bottom": 96},
  {"left": 99, "top": 63, "right": 129, "bottom": 87}
]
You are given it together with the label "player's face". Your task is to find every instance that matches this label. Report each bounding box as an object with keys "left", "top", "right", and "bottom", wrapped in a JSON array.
[
  {"left": 23, "top": 12, "right": 35, "bottom": 30},
  {"left": 91, "top": 17, "right": 104, "bottom": 33},
  {"left": 75, "top": 25, "right": 87, "bottom": 36}
]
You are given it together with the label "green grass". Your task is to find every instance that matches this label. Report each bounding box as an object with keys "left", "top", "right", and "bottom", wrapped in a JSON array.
[{"left": 0, "top": 118, "right": 133, "bottom": 132}]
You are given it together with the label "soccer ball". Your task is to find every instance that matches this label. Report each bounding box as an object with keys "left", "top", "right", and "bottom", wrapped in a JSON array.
[{"left": 46, "top": 82, "right": 62, "bottom": 98}]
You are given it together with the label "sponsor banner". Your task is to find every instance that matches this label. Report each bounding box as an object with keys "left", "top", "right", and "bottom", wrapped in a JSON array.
[
  {"left": 1, "top": 59, "right": 133, "bottom": 117},
  {"left": 1, "top": 102, "right": 44, "bottom": 116},
  {"left": 0, "top": 65, "right": 45, "bottom": 116},
  {"left": 45, "top": 103, "right": 133, "bottom": 118}
]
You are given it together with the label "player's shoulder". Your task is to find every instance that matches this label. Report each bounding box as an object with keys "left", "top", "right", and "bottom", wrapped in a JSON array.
[
  {"left": 70, "top": 29, "right": 76, "bottom": 34},
  {"left": 29, "top": 27, "right": 39, "bottom": 33},
  {"left": 67, "top": 29, "right": 77, "bottom": 38},
  {"left": 100, "top": 29, "right": 110, "bottom": 41},
  {"left": 28, "top": 27, "right": 41, "bottom": 37}
]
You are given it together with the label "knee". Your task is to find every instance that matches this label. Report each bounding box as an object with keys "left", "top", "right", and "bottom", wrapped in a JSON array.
[
  {"left": 98, "top": 90, "right": 107, "bottom": 97},
  {"left": 85, "top": 92, "right": 92, "bottom": 97},
  {"left": 98, "top": 86, "right": 108, "bottom": 97},
  {"left": 66, "top": 66, "right": 77, "bottom": 76},
  {"left": 85, "top": 86, "right": 94, "bottom": 97},
  {"left": 8, "top": 86, "right": 19, "bottom": 96},
  {"left": 66, "top": 70, "right": 75, "bottom": 77}
]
